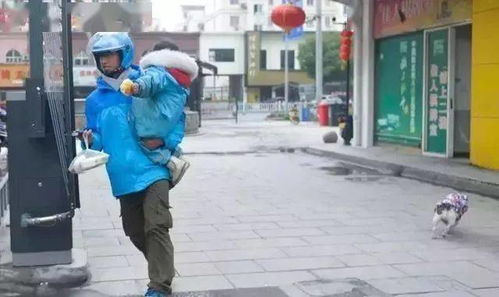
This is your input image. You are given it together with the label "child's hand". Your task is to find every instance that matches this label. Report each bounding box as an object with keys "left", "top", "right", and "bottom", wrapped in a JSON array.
[
  {"left": 141, "top": 138, "right": 164, "bottom": 150},
  {"left": 120, "top": 79, "right": 139, "bottom": 96}
]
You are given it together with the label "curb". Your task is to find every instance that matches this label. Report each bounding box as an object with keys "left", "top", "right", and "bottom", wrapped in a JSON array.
[
  {"left": 303, "top": 147, "right": 499, "bottom": 199},
  {"left": 0, "top": 249, "right": 90, "bottom": 296}
]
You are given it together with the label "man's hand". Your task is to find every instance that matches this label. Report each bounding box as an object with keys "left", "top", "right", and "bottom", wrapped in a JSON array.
[
  {"left": 120, "top": 79, "right": 139, "bottom": 96},
  {"left": 82, "top": 129, "right": 93, "bottom": 148}
]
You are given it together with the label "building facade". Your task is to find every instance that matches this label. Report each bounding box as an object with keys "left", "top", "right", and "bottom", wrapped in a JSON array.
[
  {"left": 470, "top": 1, "right": 499, "bottom": 170},
  {"left": 182, "top": 0, "right": 344, "bottom": 33},
  {"left": 345, "top": 0, "right": 498, "bottom": 170},
  {"left": 183, "top": 0, "right": 346, "bottom": 103}
]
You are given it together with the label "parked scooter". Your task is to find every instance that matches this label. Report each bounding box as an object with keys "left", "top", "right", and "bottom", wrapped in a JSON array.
[{"left": 289, "top": 105, "right": 300, "bottom": 125}]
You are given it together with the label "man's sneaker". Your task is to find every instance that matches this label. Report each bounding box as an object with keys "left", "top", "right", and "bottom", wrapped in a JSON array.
[
  {"left": 145, "top": 288, "right": 168, "bottom": 297},
  {"left": 167, "top": 156, "right": 191, "bottom": 186}
]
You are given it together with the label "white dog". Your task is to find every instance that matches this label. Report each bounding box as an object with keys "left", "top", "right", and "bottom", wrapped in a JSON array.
[{"left": 432, "top": 193, "right": 469, "bottom": 239}]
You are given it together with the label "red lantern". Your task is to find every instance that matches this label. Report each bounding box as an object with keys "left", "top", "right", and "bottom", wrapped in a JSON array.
[
  {"left": 340, "top": 52, "right": 350, "bottom": 61},
  {"left": 0, "top": 10, "right": 8, "bottom": 24},
  {"left": 271, "top": 4, "right": 306, "bottom": 33},
  {"left": 340, "top": 30, "right": 353, "bottom": 38},
  {"left": 339, "top": 29, "right": 353, "bottom": 61}
]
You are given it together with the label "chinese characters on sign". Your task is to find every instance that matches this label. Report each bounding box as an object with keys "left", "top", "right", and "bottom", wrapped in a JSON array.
[
  {"left": 0, "top": 64, "right": 30, "bottom": 88},
  {"left": 399, "top": 40, "right": 418, "bottom": 134},
  {"left": 0, "top": 64, "right": 99, "bottom": 88},
  {"left": 428, "top": 62, "right": 448, "bottom": 136},
  {"left": 400, "top": 41, "right": 408, "bottom": 117},
  {"left": 428, "top": 61, "right": 448, "bottom": 137},
  {"left": 248, "top": 33, "right": 259, "bottom": 79},
  {"left": 410, "top": 41, "right": 417, "bottom": 133},
  {"left": 73, "top": 66, "right": 99, "bottom": 87},
  {"left": 426, "top": 29, "right": 449, "bottom": 154}
]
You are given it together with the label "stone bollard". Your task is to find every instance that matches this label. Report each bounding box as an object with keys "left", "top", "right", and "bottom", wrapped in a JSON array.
[
  {"left": 185, "top": 110, "right": 200, "bottom": 135},
  {"left": 323, "top": 131, "right": 338, "bottom": 143}
]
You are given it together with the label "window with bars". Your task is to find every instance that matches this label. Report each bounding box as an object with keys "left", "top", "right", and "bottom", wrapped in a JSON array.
[
  {"left": 254, "top": 4, "right": 263, "bottom": 14},
  {"left": 280, "top": 50, "right": 295, "bottom": 70},
  {"left": 230, "top": 15, "right": 240, "bottom": 29},
  {"left": 6, "top": 49, "right": 23, "bottom": 64},
  {"left": 209, "top": 49, "right": 235, "bottom": 62},
  {"left": 260, "top": 50, "right": 267, "bottom": 70},
  {"left": 325, "top": 16, "right": 331, "bottom": 27},
  {"left": 74, "top": 51, "right": 90, "bottom": 66}
]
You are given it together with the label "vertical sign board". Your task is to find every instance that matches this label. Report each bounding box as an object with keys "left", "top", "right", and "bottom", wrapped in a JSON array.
[
  {"left": 375, "top": 32, "right": 423, "bottom": 146},
  {"left": 425, "top": 29, "right": 450, "bottom": 155},
  {"left": 245, "top": 31, "right": 261, "bottom": 87}
]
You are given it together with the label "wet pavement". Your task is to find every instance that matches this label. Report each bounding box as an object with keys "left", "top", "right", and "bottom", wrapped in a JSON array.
[{"left": 6, "top": 119, "right": 499, "bottom": 297}]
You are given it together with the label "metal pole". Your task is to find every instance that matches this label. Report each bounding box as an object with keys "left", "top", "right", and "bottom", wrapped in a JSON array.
[
  {"left": 284, "top": 33, "right": 289, "bottom": 112},
  {"left": 315, "top": 0, "right": 323, "bottom": 102},
  {"left": 352, "top": 19, "right": 362, "bottom": 147},
  {"left": 235, "top": 95, "right": 239, "bottom": 124},
  {"left": 345, "top": 59, "right": 350, "bottom": 117},
  {"left": 61, "top": 0, "right": 79, "bottom": 209}
]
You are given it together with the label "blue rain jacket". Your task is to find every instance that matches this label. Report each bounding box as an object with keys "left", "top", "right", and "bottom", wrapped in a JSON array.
[
  {"left": 84, "top": 65, "right": 170, "bottom": 197},
  {"left": 132, "top": 66, "right": 187, "bottom": 151}
]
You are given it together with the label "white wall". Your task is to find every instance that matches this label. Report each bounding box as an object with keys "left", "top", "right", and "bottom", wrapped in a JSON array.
[
  {"left": 248, "top": 0, "right": 345, "bottom": 32},
  {"left": 189, "top": 0, "right": 247, "bottom": 32},
  {"left": 183, "top": 0, "right": 346, "bottom": 33},
  {"left": 200, "top": 32, "right": 245, "bottom": 75},
  {"left": 260, "top": 33, "right": 302, "bottom": 70}
]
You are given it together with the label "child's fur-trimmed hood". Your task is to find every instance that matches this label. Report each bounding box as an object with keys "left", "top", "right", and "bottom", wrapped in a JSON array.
[{"left": 140, "top": 49, "right": 199, "bottom": 81}]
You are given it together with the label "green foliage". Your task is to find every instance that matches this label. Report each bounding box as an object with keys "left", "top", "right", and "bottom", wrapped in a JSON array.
[{"left": 297, "top": 32, "right": 345, "bottom": 82}]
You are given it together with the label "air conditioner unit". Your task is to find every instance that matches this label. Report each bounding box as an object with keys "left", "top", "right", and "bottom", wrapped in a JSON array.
[{"left": 240, "top": 3, "right": 247, "bottom": 10}]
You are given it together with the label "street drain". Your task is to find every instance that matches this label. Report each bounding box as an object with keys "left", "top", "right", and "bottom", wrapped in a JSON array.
[
  {"left": 319, "top": 162, "right": 382, "bottom": 177},
  {"left": 320, "top": 166, "right": 353, "bottom": 176},
  {"left": 173, "top": 287, "right": 289, "bottom": 297},
  {"left": 279, "top": 147, "right": 296, "bottom": 153},
  {"left": 295, "top": 278, "right": 391, "bottom": 297},
  {"left": 345, "top": 176, "right": 383, "bottom": 182}
]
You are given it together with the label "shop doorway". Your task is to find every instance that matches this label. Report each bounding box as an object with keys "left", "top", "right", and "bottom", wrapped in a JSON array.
[
  {"left": 423, "top": 24, "right": 471, "bottom": 158},
  {"left": 453, "top": 24, "right": 472, "bottom": 157}
]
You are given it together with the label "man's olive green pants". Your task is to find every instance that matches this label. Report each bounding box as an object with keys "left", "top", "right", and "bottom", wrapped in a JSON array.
[{"left": 119, "top": 180, "right": 174, "bottom": 295}]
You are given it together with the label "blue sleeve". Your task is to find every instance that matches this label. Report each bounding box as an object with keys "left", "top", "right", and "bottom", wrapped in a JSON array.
[
  {"left": 164, "top": 112, "right": 185, "bottom": 152},
  {"left": 84, "top": 96, "right": 103, "bottom": 151},
  {"left": 135, "top": 66, "right": 172, "bottom": 98},
  {"left": 137, "top": 67, "right": 187, "bottom": 135}
]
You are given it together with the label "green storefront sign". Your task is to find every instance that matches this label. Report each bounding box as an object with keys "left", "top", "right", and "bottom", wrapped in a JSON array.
[
  {"left": 375, "top": 32, "right": 423, "bottom": 146},
  {"left": 425, "top": 29, "right": 449, "bottom": 155}
]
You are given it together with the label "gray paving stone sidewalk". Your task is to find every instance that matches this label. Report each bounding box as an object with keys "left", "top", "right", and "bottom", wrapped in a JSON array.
[{"left": 65, "top": 120, "right": 499, "bottom": 296}]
